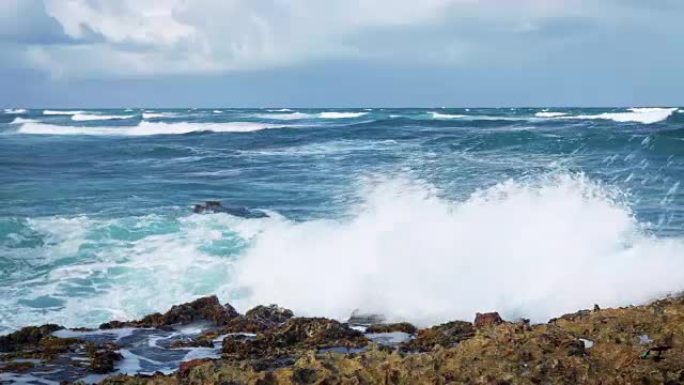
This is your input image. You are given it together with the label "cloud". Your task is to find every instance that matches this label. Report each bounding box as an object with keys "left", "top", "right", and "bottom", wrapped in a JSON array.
[{"left": 4, "top": 0, "right": 684, "bottom": 78}]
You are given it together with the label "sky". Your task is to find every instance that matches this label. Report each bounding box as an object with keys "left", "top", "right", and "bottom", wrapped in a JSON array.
[{"left": 0, "top": 0, "right": 683, "bottom": 107}]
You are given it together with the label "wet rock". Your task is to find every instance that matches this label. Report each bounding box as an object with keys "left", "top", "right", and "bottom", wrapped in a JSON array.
[
  {"left": 89, "top": 348, "right": 124, "bottom": 373},
  {"left": 245, "top": 305, "right": 294, "bottom": 325},
  {"left": 177, "top": 358, "right": 213, "bottom": 378},
  {"left": 347, "top": 310, "right": 385, "bottom": 325},
  {"left": 222, "top": 317, "right": 367, "bottom": 360},
  {"left": 365, "top": 322, "right": 417, "bottom": 334},
  {"left": 0, "top": 361, "right": 35, "bottom": 373},
  {"left": 400, "top": 320, "right": 474, "bottom": 352},
  {"left": 193, "top": 201, "right": 269, "bottom": 218},
  {"left": 0, "top": 324, "right": 63, "bottom": 353},
  {"left": 474, "top": 312, "right": 504, "bottom": 328},
  {"left": 100, "top": 296, "right": 239, "bottom": 329}
]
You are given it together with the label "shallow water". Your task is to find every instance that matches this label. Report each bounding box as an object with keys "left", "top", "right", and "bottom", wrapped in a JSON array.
[{"left": 1, "top": 107, "right": 684, "bottom": 332}]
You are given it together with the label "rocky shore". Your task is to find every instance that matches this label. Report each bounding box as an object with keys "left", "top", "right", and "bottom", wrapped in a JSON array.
[{"left": 2, "top": 294, "right": 684, "bottom": 384}]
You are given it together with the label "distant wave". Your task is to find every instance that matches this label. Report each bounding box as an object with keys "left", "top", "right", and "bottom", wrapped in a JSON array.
[
  {"left": 430, "top": 112, "right": 467, "bottom": 119},
  {"left": 71, "top": 113, "right": 137, "bottom": 121},
  {"left": 568, "top": 108, "right": 676, "bottom": 124},
  {"left": 142, "top": 111, "right": 179, "bottom": 119},
  {"left": 535, "top": 111, "right": 568, "bottom": 118},
  {"left": 267, "top": 108, "right": 293, "bottom": 112},
  {"left": 319, "top": 112, "right": 368, "bottom": 119},
  {"left": 43, "top": 110, "right": 84, "bottom": 115},
  {"left": 16, "top": 121, "right": 281, "bottom": 136},
  {"left": 255, "top": 112, "right": 313, "bottom": 120},
  {"left": 10, "top": 117, "right": 35, "bottom": 124},
  {"left": 3, "top": 108, "right": 27, "bottom": 114}
]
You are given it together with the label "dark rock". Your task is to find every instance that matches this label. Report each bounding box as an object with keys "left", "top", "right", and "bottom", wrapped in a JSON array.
[
  {"left": 193, "top": 201, "right": 268, "bottom": 218},
  {"left": 178, "top": 358, "right": 212, "bottom": 378},
  {"left": 365, "top": 322, "right": 417, "bottom": 334},
  {"left": 0, "top": 324, "right": 63, "bottom": 353},
  {"left": 222, "top": 317, "right": 367, "bottom": 359},
  {"left": 89, "top": 348, "right": 124, "bottom": 373},
  {"left": 474, "top": 312, "right": 504, "bottom": 328},
  {"left": 245, "top": 305, "right": 294, "bottom": 325},
  {"left": 99, "top": 296, "right": 239, "bottom": 329},
  {"left": 400, "top": 320, "right": 475, "bottom": 352},
  {"left": 347, "top": 310, "right": 385, "bottom": 325}
]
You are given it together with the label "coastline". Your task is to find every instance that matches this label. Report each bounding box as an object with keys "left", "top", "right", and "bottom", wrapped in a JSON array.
[{"left": 2, "top": 294, "right": 683, "bottom": 384}]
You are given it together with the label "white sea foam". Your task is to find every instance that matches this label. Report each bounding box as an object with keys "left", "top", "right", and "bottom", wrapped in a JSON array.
[
  {"left": 430, "top": 111, "right": 466, "bottom": 119},
  {"left": 71, "top": 113, "right": 136, "bottom": 121},
  {"left": 142, "top": 111, "right": 179, "bottom": 119},
  {"left": 570, "top": 108, "right": 676, "bottom": 124},
  {"left": 43, "top": 110, "right": 83, "bottom": 115},
  {"left": 4, "top": 174, "right": 684, "bottom": 331},
  {"left": 3, "top": 108, "right": 27, "bottom": 114},
  {"left": 16, "top": 121, "right": 279, "bottom": 136},
  {"left": 232, "top": 174, "right": 684, "bottom": 325},
  {"left": 535, "top": 111, "right": 568, "bottom": 118},
  {"left": 10, "top": 117, "right": 35, "bottom": 124},
  {"left": 319, "top": 111, "right": 368, "bottom": 119},
  {"left": 255, "top": 112, "right": 313, "bottom": 120}
]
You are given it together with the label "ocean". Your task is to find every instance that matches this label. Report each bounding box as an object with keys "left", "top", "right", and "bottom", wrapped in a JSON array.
[{"left": 1, "top": 107, "right": 683, "bottom": 333}]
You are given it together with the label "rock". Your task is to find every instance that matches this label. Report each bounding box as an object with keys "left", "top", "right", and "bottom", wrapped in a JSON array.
[
  {"left": 347, "top": 310, "right": 385, "bottom": 325},
  {"left": 365, "top": 322, "right": 417, "bottom": 334},
  {"left": 0, "top": 324, "right": 63, "bottom": 353},
  {"left": 177, "top": 358, "right": 213, "bottom": 378},
  {"left": 222, "top": 317, "right": 367, "bottom": 360},
  {"left": 89, "top": 348, "right": 124, "bottom": 373},
  {"left": 245, "top": 305, "right": 294, "bottom": 325},
  {"left": 100, "top": 296, "right": 239, "bottom": 329},
  {"left": 400, "top": 320, "right": 474, "bottom": 352},
  {"left": 193, "top": 201, "right": 268, "bottom": 218},
  {"left": 474, "top": 312, "right": 504, "bottom": 328}
]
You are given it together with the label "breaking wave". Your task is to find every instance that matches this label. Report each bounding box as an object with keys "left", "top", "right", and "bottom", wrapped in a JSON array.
[
  {"left": 3, "top": 173, "right": 684, "bottom": 330},
  {"left": 15, "top": 121, "right": 281, "bottom": 136},
  {"left": 318, "top": 112, "right": 368, "bottom": 119},
  {"left": 43, "top": 110, "right": 83, "bottom": 116},
  {"left": 233, "top": 174, "right": 684, "bottom": 325},
  {"left": 569, "top": 108, "right": 677, "bottom": 124},
  {"left": 535, "top": 111, "right": 568, "bottom": 118},
  {"left": 430, "top": 112, "right": 467, "bottom": 119},
  {"left": 71, "top": 113, "right": 137, "bottom": 121},
  {"left": 3, "top": 108, "right": 27, "bottom": 114}
]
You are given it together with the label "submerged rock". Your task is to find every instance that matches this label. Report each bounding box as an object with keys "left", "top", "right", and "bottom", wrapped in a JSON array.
[{"left": 193, "top": 201, "right": 269, "bottom": 218}]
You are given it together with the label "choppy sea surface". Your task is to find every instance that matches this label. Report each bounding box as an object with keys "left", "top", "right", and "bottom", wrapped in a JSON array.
[{"left": 1, "top": 107, "right": 684, "bottom": 333}]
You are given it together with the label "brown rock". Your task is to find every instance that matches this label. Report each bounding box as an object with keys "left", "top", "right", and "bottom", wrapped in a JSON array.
[
  {"left": 474, "top": 312, "right": 504, "bottom": 328},
  {"left": 365, "top": 322, "right": 417, "bottom": 334}
]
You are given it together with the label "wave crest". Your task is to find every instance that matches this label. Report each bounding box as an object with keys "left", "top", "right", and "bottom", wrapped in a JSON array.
[
  {"left": 16, "top": 121, "right": 280, "bottom": 136},
  {"left": 233, "top": 174, "right": 684, "bottom": 325}
]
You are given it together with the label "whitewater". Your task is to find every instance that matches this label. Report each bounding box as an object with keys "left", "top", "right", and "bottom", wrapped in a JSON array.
[{"left": 1, "top": 107, "right": 683, "bottom": 332}]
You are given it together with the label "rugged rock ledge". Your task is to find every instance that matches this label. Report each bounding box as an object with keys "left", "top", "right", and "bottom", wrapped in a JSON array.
[{"left": 2, "top": 294, "right": 684, "bottom": 384}]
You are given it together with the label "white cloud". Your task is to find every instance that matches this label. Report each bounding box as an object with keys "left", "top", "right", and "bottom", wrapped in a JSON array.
[{"left": 13, "top": 0, "right": 666, "bottom": 77}]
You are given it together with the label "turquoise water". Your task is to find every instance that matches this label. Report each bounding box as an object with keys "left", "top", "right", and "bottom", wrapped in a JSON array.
[{"left": 1, "top": 107, "right": 684, "bottom": 331}]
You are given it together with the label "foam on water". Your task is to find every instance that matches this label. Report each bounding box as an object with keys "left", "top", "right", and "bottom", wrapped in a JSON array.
[
  {"left": 71, "top": 113, "right": 137, "bottom": 121},
  {"left": 3, "top": 108, "right": 27, "bottom": 114},
  {"left": 142, "top": 112, "right": 179, "bottom": 119},
  {"left": 42, "top": 110, "right": 83, "bottom": 116},
  {"left": 569, "top": 108, "right": 677, "bottom": 124},
  {"left": 319, "top": 112, "right": 368, "bottom": 119},
  {"left": 15, "top": 121, "right": 281, "bottom": 136},
  {"left": 4, "top": 173, "right": 683, "bottom": 330},
  {"left": 232, "top": 174, "right": 684, "bottom": 325},
  {"left": 535, "top": 111, "right": 568, "bottom": 118},
  {"left": 254, "top": 112, "right": 313, "bottom": 120},
  {"left": 430, "top": 111, "right": 466, "bottom": 119}
]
